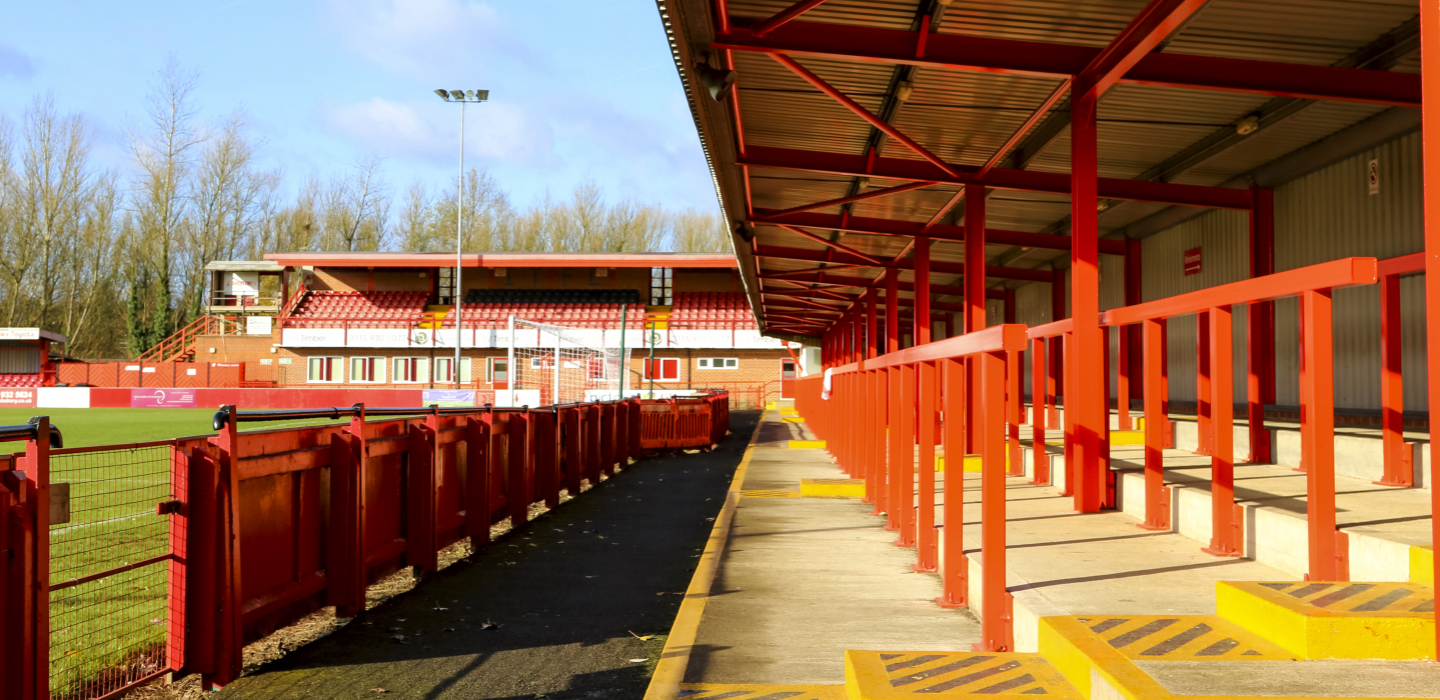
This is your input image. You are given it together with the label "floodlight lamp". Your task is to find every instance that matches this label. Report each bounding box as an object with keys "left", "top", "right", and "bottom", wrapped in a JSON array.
[
  {"left": 466, "top": 90, "right": 475, "bottom": 99},
  {"left": 695, "top": 64, "right": 737, "bottom": 102},
  {"left": 475, "top": 89, "right": 489, "bottom": 101},
  {"left": 450, "top": 90, "right": 465, "bottom": 100},
  {"left": 435, "top": 89, "right": 450, "bottom": 100}
]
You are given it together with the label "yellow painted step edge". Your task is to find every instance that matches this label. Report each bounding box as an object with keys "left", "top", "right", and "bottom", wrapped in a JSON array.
[
  {"left": 1413, "top": 546, "right": 1434, "bottom": 586},
  {"left": 799, "top": 478, "right": 864, "bottom": 499},
  {"left": 1214, "top": 581, "right": 1436, "bottom": 661},
  {"left": 1037, "top": 617, "right": 1172, "bottom": 700},
  {"left": 789, "top": 440, "right": 827, "bottom": 449}
]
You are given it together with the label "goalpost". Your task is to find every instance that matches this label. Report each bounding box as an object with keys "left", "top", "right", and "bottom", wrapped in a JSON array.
[{"left": 503, "top": 316, "right": 631, "bottom": 407}]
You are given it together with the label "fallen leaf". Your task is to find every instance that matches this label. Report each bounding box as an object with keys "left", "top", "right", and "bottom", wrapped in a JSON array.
[
  {"left": 479, "top": 620, "right": 501, "bottom": 630},
  {"left": 371, "top": 688, "right": 389, "bottom": 693},
  {"left": 629, "top": 631, "right": 655, "bottom": 641},
  {"left": 629, "top": 659, "right": 647, "bottom": 663}
]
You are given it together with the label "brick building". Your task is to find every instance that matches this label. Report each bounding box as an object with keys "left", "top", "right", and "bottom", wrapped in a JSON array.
[{"left": 180, "top": 253, "right": 800, "bottom": 408}]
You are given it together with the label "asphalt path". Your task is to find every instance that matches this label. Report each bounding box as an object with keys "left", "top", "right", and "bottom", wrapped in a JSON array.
[{"left": 220, "top": 410, "right": 759, "bottom": 700}]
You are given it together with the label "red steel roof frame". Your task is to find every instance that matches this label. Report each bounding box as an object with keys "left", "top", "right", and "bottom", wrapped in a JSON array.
[{"left": 263, "top": 252, "right": 739, "bottom": 269}]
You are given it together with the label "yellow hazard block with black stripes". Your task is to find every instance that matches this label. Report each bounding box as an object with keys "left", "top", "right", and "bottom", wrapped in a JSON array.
[
  {"left": 679, "top": 683, "right": 843, "bottom": 699},
  {"left": 844, "top": 650, "right": 1080, "bottom": 698},
  {"left": 1216, "top": 581, "right": 1436, "bottom": 660},
  {"left": 1038, "top": 614, "right": 1293, "bottom": 700}
]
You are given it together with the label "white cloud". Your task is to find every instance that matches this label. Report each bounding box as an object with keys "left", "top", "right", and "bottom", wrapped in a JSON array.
[
  {"left": 324, "top": 0, "right": 544, "bottom": 78},
  {"left": 324, "top": 97, "right": 556, "bottom": 167},
  {"left": 0, "top": 43, "right": 36, "bottom": 79}
]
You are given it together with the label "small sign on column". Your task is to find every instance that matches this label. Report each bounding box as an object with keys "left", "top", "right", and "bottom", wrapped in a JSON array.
[{"left": 1183, "top": 247, "right": 1202, "bottom": 276}]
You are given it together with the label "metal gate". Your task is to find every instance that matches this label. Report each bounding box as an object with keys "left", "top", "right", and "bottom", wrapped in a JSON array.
[{"left": 46, "top": 442, "right": 183, "bottom": 700}]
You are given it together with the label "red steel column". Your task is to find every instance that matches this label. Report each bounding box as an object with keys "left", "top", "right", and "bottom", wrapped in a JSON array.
[
  {"left": 1123, "top": 238, "right": 1144, "bottom": 430},
  {"left": 965, "top": 184, "right": 987, "bottom": 456},
  {"left": 886, "top": 363, "right": 902, "bottom": 532},
  {"left": 1247, "top": 187, "right": 1275, "bottom": 464},
  {"left": 1301, "top": 289, "right": 1343, "bottom": 580},
  {"left": 865, "top": 288, "right": 880, "bottom": 503},
  {"left": 936, "top": 357, "right": 967, "bottom": 608},
  {"left": 870, "top": 367, "right": 887, "bottom": 515},
  {"left": 1062, "top": 332, "right": 1076, "bottom": 498},
  {"left": 916, "top": 236, "right": 932, "bottom": 345},
  {"left": 883, "top": 271, "right": 901, "bottom": 526},
  {"left": 1420, "top": 0, "right": 1440, "bottom": 652},
  {"left": 1140, "top": 319, "right": 1170, "bottom": 530},
  {"left": 1049, "top": 269, "right": 1065, "bottom": 428},
  {"left": 896, "top": 361, "right": 918, "bottom": 547},
  {"left": 1031, "top": 338, "right": 1049, "bottom": 484},
  {"left": 916, "top": 359, "right": 938, "bottom": 570},
  {"left": 1197, "top": 311, "right": 1212, "bottom": 456},
  {"left": 1007, "top": 348, "right": 1023, "bottom": 477},
  {"left": 1203, "top": 306, "right": 1242, "bottom": 556},
  {"left": 1069, "top": 81, "right": 1105, "bottom": 514},
  {"left": 1378, "top": 272, "right": 1412, "bottom": 486},
  {"left": 976, "top": 349, "right": 1013, "bottom": 652}
]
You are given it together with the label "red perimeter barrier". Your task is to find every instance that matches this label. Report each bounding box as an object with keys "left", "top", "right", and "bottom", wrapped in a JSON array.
[{"left": 0, "top": 393, "right": 727, "bottom": 699}]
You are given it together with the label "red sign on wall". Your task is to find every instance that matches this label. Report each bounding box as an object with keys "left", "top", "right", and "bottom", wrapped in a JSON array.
[{"left": 1183, "top": 247, "right": 1202, "bottom": 275}]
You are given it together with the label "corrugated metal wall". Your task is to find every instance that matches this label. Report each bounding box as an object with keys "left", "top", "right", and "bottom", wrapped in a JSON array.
[
  {"left": 1138, "top": 130, "right": 1424, "bottom": 412},
  {"left": 0, "top": 341, "right": 40, "bottom": 374},
  {"left": 1001, "top": 129, "right": 1422, "bottom": 414}
]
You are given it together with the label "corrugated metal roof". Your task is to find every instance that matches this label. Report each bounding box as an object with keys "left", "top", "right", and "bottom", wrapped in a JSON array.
[{"left": 664, "top": 0, "right": 1423, "bottom": 335}]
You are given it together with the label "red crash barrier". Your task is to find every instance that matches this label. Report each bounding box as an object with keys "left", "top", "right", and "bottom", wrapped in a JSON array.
[
  {"left": 1, "top": 393, "right": 727, "bottom": 700},
  {"left": 636, "top": 392, "right": 730, "bottom": 452}
]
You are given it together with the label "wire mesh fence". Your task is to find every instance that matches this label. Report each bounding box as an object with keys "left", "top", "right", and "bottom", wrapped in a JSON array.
[{"left": 47, "top": 443, "right": 177, "bottom": 700}]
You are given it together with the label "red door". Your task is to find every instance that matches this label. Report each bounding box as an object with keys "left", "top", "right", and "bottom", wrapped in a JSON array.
[{"left": 780, "top": 359, "right": 796, "bottom": 399}]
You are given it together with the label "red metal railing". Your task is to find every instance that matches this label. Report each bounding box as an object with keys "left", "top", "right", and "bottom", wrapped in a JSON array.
[
  {"left": 1375, "top": 252, "right": 1423, "bottom": 487},
  {"left": 135, "top": 315, "right": 239, "bottom": 364},
  {"left": 1, "top": 394, "right": 728, "bottom": 700},
  {"left": 1099, "top": 257, "right": 1378, "bottom": 576},
  {"left": 796, "top": 324, "right": 1029, "bottom": 652}
]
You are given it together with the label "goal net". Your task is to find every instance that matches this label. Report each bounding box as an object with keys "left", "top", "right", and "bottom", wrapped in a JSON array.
[{"left": 504, "top": 317, "right": 631, "bottom": 407}]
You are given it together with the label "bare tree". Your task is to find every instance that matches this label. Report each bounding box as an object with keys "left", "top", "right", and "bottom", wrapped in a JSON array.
[
  {"left": 318, "top": 155, "right": 390, "bottom": 251},
  {"left": 129, "top": 57, "right": 204, "bottom": 347},
  {"left": 672, "top": 208, "right": 730, "bottom": 253}
]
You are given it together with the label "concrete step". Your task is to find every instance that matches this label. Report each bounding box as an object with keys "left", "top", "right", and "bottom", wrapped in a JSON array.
[
  {"left": 680, "top": 684, "right": 843, "bottom": 699},
  {"left": 1039, "top": 611, "right": 1440, "bottom": 699},
  {"left": 799, "top": 478, "right": 865, "bottom": 498},
  {"left": 1216, "top": 581, "right": 1435, "bottom": 661},
  {"left": 843, "top": 650, "right": 1080, "bottom": 698},
  {"left": 1018, "top": 441, "right": 1434, "bottom": 586}
]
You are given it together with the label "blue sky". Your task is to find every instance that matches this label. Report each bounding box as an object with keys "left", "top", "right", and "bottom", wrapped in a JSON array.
[{"left": 0, "top": 0, "right": 720, "bottom": 211}]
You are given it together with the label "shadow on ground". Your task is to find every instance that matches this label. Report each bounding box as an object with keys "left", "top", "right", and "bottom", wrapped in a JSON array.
[{"left": 218, "top": 411, "right": 760, "bottom": 700}]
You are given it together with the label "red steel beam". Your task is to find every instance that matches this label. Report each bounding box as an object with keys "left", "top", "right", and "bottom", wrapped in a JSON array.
[
  {"left": 752, "top": 211, "right": 1129, "bottom": 254},
  {"left": 755, "top": 243, "right": 1056, "bottom": 282},
  {"left": 775, "top": 223, "right": 887, "bottom": 266},
  {"left": 713, "top": 20, "right": 1420, "bottom": 106},
  {"left": 764, "top": 180, "right": 938, "bottom": 219},
  {"left": 750, "top": 0, "right": 831, "bottom": 37},
  {"left": 765, "top": 263, "right": 869, "bottom": 278},
  {"left": 740, "top": 145, "right": 1253, "bottom": 209},
  {"left": 760, "top": 269, "right": 1007, "bottom": 300},
  {"left": 1081, "top": 0, "right": 1210, "bottom": 99},
  {"left": 769, "top": 53, "right": 964, "bottom": 178}
]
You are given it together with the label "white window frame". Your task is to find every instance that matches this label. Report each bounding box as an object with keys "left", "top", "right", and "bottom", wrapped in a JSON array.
[
  {"left": 697, "top": 357, "right": 739, "bottom": 370},
  {"left": 435, "top": 357, "right": 455, "bottom": 384},
  {"left": 307, "top": 356, "right": 341, "bottom": 383},
  {"left": 486, "top": 357, "right": 509, "bottom": 384},
  {"left": 642, "top": 357, "right": 681, "bottom": 382},
  {"left": 393, "top": 356, "right": 427, "bottom": 384},
  {"left": 349, "top": 356, "right": 386, "bottom": 384}
]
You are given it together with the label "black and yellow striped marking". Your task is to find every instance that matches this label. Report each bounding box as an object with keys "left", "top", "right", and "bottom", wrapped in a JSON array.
[
  {"left": 738, "top": 489, "right": 800, "bottom": 498},
  {"left": 1071, "top": 615, "right": 1292, "bottom": 661},
  {"left": 845, "top": 650, "right": 1080, "bottom": 698},
  {"left": 678, "top": 684, "right": 843, "bottom": 699},
  {"left": 1250, "top": 581, "right": 1434, "bottom": 614},
  {"left": 1216, "top": 581, "right": 1436, "bottom": 660}
]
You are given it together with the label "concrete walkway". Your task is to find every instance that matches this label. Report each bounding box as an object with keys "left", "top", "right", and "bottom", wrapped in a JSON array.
[{"left": 682, "top": 415, "right": 981, "bottom": 685}]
